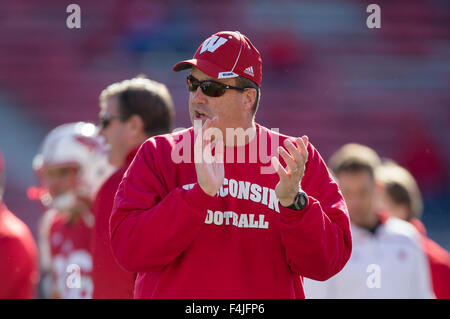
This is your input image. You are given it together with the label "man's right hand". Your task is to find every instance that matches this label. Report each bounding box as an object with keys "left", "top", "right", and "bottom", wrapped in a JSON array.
[{"left": 194, "top": 117, "right": 224, "bottom": 197}]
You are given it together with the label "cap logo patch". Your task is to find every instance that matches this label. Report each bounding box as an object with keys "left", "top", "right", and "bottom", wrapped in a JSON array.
[
  {"left": 199, "top": 36, "right": 228, "bottom": 54},
  {"left": 218, "top": 71, "right": 239, "bottom": 79},
  {"left": 244, "top": 66, "right": 254, "bottom": 77}
]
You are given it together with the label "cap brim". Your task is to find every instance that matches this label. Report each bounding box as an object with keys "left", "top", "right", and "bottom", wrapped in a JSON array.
[
  {"left": 172, "top": 59, "right": 196, "bottom": 72},
  {"left": 172, "top": 58, "right": 227, "bottom": 80}
]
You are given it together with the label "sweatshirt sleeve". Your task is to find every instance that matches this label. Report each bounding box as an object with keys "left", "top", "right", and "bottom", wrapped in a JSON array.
[
  {"left": 109, "top": 138, "right": 215, "bottom": 273},
  {"left": 279, "top": 142, "right": 352, "bottom": 281}
]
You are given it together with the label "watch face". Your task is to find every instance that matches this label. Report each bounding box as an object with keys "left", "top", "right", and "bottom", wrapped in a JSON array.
[
  {"left": 300, "top": 195, "right": 307, "bottom": 207},
  {"left": 288, "top": 192, "right": 308, "bottom": 210}
]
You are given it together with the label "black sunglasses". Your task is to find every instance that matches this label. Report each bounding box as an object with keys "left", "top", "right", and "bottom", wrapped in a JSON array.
[
  {"left": 99, "top": 114, "right": 122, "bottom": 129},
  {"left": 186, "top": 75, "right": 249, "bottom": 97}
]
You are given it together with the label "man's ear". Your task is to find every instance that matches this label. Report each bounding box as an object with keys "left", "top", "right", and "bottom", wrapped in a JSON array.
[
  {"left": 242, "top": 88, "right": 256, "bottom": 111},
  {"left": 127, "top": 114, "right": 145, "bottom": 136},
  {"left": 374, "top": 179, "right": 385, "bottom": 196}
]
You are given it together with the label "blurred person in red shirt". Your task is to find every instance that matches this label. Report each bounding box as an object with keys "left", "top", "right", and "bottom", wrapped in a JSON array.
[
  {"left": 0, "top": 149, "right": 39, "bottom": 298},
  {"left": 32, "top": 122, "right": 114, "bottom": 298},
  {"left": 92, "top": 75, "right": 174, "bottom": 298},
  {"left": 376, "top": 161, "right": 450, "bottom": 299}
]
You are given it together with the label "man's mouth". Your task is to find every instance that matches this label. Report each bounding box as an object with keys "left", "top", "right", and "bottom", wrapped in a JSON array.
[{"left": 194, "top": 110, "right": 208, "bottom": 120}]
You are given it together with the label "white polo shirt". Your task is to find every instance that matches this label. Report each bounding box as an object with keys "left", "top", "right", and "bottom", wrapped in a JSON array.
[{"left": 304, "top": 216, "right": 435, "bottom": 299}]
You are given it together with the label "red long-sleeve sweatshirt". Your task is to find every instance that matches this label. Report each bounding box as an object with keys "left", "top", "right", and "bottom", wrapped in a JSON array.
[
  {"left": 110, "top": 124, "right": 352, "bottom": 298},
  {"left": 0, "top": 203, "right": 39, "bottom": 299}
]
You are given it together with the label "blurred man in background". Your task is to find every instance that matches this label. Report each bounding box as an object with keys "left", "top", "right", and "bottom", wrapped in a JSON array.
[
  {"left": 304, "top": 143, "right": 435, "bottom": 298},
  {"left": 33, "top": 122, "right": 114, "bottom": 298},
  {"left": 376, "top": 161, "right": 450, "bottom": 299},
  {"left": 0, "top": 149, "right": 39, "bottom": 299},
  {"left": 92, "top": 75, "right": 174, "bottom": 298}
]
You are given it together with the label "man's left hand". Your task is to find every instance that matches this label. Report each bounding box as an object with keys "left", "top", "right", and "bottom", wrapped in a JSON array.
[{"left": 271, "top": 135, "right": 309, "bottom": 207}]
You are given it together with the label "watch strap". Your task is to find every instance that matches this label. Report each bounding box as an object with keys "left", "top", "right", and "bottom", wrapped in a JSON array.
[{"left": 286, "top": 191, "right": 308, "bottom": 211}]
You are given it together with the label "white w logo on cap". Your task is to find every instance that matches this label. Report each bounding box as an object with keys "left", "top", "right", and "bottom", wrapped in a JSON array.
[{"left": 199, "top": 36, "right": 228, "bottom": 54}]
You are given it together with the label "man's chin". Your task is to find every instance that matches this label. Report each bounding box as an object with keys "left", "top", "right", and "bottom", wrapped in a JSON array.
[
  {"left": 349, "top": 214, "right": 363, "bottom": 226},
  {"left": 191, "top": 118, "right": 206, "bottom": 127}
]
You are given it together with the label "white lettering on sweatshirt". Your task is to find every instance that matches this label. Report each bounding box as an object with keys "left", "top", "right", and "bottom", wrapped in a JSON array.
[
  {"left": 205, "top": 210, "right": 269, "bottom": 230},
  {"left": 181, "top": 178, "right": 280, "bottom": 213}
]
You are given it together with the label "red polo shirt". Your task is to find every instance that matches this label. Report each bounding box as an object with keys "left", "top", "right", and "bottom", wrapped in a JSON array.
[
  {"left": 92, "top": 148, "right": 139, "bottom": 298},
  {"left": 410, "top": 218, "right": 450, "bottom": 299}
]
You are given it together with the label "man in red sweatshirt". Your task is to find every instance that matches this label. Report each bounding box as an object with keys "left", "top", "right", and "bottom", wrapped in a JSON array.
[
  {"left": 92, "top": 75, "right": 174, "bottom": 298},
  {"left": 110, "top": 31, "right": 352, "bottom": 298},
  {"left": 376, "top": 161, "right": 450, "bottom": 299},
  {"left": 0, "top": 149, "right": 39, "bottom": 298}
]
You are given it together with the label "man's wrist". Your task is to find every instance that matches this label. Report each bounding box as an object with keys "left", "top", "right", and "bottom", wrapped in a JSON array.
[
  {"left": 198, "top": 183, "right": 219, "bottom": 197},
  {"left": 280, "top": 199, "right": 294, "bottom": 207},
  {"left": 281, "top": 190, "right": 309, "bottom": 211},
  {"left": 279, "top": 192, "right": 299, "bottom": 207}
]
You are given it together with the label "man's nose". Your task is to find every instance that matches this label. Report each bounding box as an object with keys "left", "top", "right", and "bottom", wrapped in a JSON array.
[
  {"left": 46, "top": 179, "right": 60, "bottom": 194},
  {"left": 191, "top": 87, "right": 208, "bottom": 105}
]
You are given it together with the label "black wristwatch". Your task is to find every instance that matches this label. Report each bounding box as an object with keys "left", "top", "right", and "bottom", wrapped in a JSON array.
[{"left": 286, "top": 191, "right": 309, "bottom": 211}]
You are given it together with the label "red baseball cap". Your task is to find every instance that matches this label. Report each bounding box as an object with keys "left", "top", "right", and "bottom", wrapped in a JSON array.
[{"left": 173, "top": 31, "right": 262, "bottom": 87}]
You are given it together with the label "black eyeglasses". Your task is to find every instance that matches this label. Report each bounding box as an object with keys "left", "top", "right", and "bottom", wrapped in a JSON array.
[
  {"left": 186, "top": 75, "right": 249, "bottom": 97},
  {"left": 99, "top": 114, "right": 122, "bottom": 129}
]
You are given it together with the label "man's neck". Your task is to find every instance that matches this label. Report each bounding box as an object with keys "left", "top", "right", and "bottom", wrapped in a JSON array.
[
  {"left": 366, "top": 218, "right": 382, "bottom": 235},
  {"left": 357, "top": 214, "right": 382, "bottom": 235},
  {"left": 108, "top": 151, "right": 126, "bottom": 167},
  {"left": 109, "top": 137, "right": 147, "bottom": 167}
]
